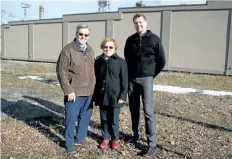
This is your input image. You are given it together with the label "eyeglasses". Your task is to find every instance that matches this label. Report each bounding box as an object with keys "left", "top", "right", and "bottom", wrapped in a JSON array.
[
  {"left": 103, "top": 46, "right": 114, "bottom": 49},
  {"left": 78, "top": 32, "right": 89, "bottom": 37}
]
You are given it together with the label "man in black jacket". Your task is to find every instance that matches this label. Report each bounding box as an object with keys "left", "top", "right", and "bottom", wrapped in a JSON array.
[{"left": 124, "top": 14, "right": 166, "bottom": 157}]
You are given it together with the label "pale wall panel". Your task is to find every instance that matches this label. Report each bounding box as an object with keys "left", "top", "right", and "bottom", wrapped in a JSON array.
[
  {"left": 34, "top": 23, "right": 62, "bottom": 60},
  {"left": 169, "top": 10, "right": 229, "bottom": 71},
  {"left": 5, "top": 25, "right": 28, "bottom": 59}
]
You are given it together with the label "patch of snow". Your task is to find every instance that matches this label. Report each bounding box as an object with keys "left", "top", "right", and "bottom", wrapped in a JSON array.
[
  {"left": 17, "top": 76, "right": 232, "bottom": 96},
  {"left": 153, "top": 85, "right": 232, "bottom": 96},
  {"left": 18, "top": 76, "right": 45, "bottom": 81}
]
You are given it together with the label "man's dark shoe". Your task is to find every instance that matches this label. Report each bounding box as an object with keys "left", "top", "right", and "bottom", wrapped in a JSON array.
[
  {"left": 66, "top": 146, "right": 76, "bottom": 154},
  {"left": 142, "top": 146, "right": 157, "bottom": 157},
  {"left": 74, "top": 140, "right": 90, "bottom": 148},
  {"left": 125, "top": 136, "right": 141, "bottom": 144}
]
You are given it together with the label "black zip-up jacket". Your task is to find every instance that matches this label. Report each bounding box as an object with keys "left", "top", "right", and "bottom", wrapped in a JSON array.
[
  {"left": 93, "top": 53, "right": 128, "bottom": 107},
  {"left": 124, "top": 30, "right": 166, "bottom": 79}
]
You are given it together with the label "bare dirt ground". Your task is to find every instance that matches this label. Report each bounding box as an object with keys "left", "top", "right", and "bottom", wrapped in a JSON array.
[{"left": 1, "top": 60, "right": 232, "bottom": 159}]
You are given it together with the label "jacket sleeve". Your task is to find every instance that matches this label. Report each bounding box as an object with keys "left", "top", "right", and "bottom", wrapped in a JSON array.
[
  {"left": 92, "top": 61, "right": 98, "bottom": 102},
  {"left": 119, "top": 60, "right": 128, "bottom": 101},
  {"left": 56, "top": 49, "right": 73, "bottom": 95},
  {"left": 124, "top": 38, "right": 130, "bottom": 63},
  {"left": 153, "top": 37, "right": 166, "bottom": 78}
]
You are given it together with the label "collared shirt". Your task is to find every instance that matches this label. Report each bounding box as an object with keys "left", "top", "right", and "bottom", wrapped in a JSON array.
[
  {"left": 102, "top": 53, "right": 118, "bottom": 61},
  {"left": 104, "top": 56, "right": 109, "bottom": 61},
  {"left": 103, "top": 53, "right": 114, "bottom": 61}
]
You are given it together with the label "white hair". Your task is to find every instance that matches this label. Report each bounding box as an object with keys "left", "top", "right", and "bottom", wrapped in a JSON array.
[{"left": 76, "top": 24, "right": 91, "bottom": 34}]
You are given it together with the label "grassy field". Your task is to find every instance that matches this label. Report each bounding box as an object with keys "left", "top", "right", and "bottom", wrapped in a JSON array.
[{"left": 1, "top": 60, "right": 232, "bottom": 159}]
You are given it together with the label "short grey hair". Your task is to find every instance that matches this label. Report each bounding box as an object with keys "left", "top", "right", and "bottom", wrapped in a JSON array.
[{"left": 76, "top": 24, "right": 90, "bottom": 34}]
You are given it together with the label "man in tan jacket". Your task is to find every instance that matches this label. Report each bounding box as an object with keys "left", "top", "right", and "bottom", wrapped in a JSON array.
[{"left": 56, "top": 24, "right": 95, "bottom": 153}]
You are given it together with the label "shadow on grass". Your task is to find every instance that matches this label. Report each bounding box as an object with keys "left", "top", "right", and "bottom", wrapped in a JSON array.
[
  {"left": 22, "top": 96, "right": 104, "bottom": 145},
  {"left": 23, "top": 95, "right": 65, "bottom": 114},
  {"left": 1, "top": 97, "right": 196, "bottom": 158},
  {"left": 1, "top": 96, "right": 103, "bottom": 149},
  {"left": 157, "top": 112, "right": 232, "bottom": 132},
  {"left": 1, "top": 98, "right": 65, "bottom": 147},
  {"left": 157, "top": 144, "right": 192, "bottom": 159}
]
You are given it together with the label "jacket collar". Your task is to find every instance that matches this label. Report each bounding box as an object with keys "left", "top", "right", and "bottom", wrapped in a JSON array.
[
  {"left": 100, "top": 53, "right": 118, "bottom": 59},
  {"left": 135, "top": 30, "right": 153, "bottom": 38},
  {"left": 72, "top": 38, "right": 93, "bottom": 52}
]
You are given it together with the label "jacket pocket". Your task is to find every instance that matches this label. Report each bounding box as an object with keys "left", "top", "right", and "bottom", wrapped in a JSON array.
[
  {"left": 70, "top": 73, "right": 84, "bottom": 87},
  {"left": 71, "top": 65, "right": 84, "bottom": 74}
]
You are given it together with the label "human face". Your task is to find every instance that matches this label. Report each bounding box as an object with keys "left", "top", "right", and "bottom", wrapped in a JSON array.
[
  {"left": 133, "top": 16, "right": 147, "bottom": 35},
  {"left": 103, "top": 41, "right": 115, "bottom": 57},
  {"left": 76, "top": 28, "right": 90, "bottom": 45}
]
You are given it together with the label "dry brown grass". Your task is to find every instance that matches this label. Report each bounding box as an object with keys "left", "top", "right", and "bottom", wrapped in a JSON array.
[
  {"left": 1, "top": 117, "right": 68, "bottom": 159},
  {"left": 1, "top": 60, "right": 60, "bottom": 97},
  {"left": 1, "top": 60, "right": 232, "bottom": 159}
]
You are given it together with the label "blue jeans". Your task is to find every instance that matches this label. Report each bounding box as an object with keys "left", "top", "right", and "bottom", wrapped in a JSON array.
[
  {"left": 64, "top": 95, "right": 93, "bottom": 149},
  {"left": 100, "top": 106, "right": 121, "bottom": 141}
]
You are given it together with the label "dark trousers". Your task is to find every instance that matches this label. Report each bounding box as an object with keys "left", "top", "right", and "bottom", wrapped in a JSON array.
[
  {"left": 64, "top": 95, "right": 93, "bottom": 149},
  {"left": 128, "top": 77, "right": 156, "bottom": 147},
  {"left": 100, "top": 106, "right": 121, "bottom": 141}
]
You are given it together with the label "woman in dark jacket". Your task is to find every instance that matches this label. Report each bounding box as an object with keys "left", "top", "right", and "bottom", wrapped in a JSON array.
[{"left": 93, "top": 37, "right": 128, "bottom": 149}]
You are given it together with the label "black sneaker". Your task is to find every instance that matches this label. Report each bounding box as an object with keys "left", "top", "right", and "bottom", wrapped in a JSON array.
[
  {"left": 142, "top": 146, "right": 157, "bottom": 157},
  {"left": 66, "top": 146, "right": 76, "bottom": 154},
  {"left": 125, "top": 136, "right": 141, "bottom": 144}
]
